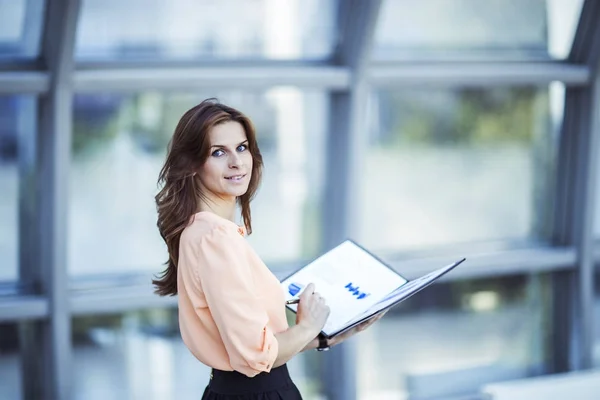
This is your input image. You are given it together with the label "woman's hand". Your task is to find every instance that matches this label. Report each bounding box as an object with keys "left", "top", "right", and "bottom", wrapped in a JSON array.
[
  {"left": 327, "top": 310, "right": 388, "bottom": 347},
  {"left": 295, "top": 283, "right": 330, "bottom": 336}
]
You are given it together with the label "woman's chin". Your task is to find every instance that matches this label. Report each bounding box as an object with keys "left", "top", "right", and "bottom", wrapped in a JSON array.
[{"left": 223, "top": 187, "right": 249, "bottom": 198}]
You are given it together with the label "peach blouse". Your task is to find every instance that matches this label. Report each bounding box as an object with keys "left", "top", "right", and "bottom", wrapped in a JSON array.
[{"left": 177, "top": 211, "right": 289, "bottom": 377}]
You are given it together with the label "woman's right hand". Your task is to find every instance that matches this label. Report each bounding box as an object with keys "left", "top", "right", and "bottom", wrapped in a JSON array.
[{"left": 295, "top": 283, "right": 330, "bottom": 335}]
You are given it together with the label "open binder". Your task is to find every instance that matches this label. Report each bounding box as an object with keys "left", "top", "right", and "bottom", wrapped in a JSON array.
[{"left": 281, "top": 240, "right": 465, "bottom": 339}]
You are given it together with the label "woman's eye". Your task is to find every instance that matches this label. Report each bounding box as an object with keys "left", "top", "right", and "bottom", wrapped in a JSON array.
[
  {"left": 212, "top": 149, "right": 225, "bottom": 157},
  {"left": 237, "top": 144, "right": 247, "bottom": 152}
]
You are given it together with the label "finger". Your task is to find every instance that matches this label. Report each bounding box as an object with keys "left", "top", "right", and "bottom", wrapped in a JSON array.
[
  {"left": 360, "top": 320, "right": 374, "bottom": 330},
  {"left": 301, "top": 284, "right": 315, "bottom": 299}
]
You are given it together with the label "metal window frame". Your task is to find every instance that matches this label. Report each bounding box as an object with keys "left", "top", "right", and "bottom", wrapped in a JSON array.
[
  {"left": 73, "top": 65, "right": 351, "bottom": 92},
  {"left": 16, "top": 1, "right": 81, "bottom": 400},
  {"left": 0, "top": 296, "right": 48, "bottom": 322},
  {"left": 548, "top": 0, "right": 600, "bottom": 373},
  {"left": 0, "top": 72, "right": 49, "bottom": 93},
  {"left": 0, "top": 62, "right": 589, "bottom": 95},
  {"left": 320, "top": 1, "right": 383, "bottom": 399},
  {"left": 0, "top": 244, "right": 578, "bottom": 321},
  {"left": 570, "top": 0, "right": 600, "bottom": 72},
  {"left": 2, "top": 62, "right": 589, "bottom": 94},
  {"left": 368, "top": 62, "right": 590, "bottom": 87}
]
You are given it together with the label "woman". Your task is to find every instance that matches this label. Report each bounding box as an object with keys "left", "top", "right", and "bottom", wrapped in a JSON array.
[{"left": 153, "top": 99, "right": 382, "bottom": 399}]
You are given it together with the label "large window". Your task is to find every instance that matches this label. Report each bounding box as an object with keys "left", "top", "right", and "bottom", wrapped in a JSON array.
[
  {"left": 2, "top": 0, "right": 600, "bottom": 398},
  {"left": 72, "top": 310, "right": 323, "bottom": 399},
  {"left": 69, "top": 90, "right": 327, "bottom": 277},
  {"left": 356, "top": 274, "right": 552, "bottom": 399},
  {"left": 0, "top": 0, "right": 45, "bottom": 61},
  {"left": 0, "top": 323, "right": 22, "bottom": 399},
  {"left": 76, "top": 0, "right": 336, "bottom": 62},
  {"left": 72, "top": 310, "right": 209, "bottom": 400},
  {"left": 0, "top": 96, "right": 35, "bottom": 283},
  {"left": 360, "top": 86, "right": 562, "bottom": 253},
  {"left": 373, "top": 0, "right": 584, "bottom": 61}
]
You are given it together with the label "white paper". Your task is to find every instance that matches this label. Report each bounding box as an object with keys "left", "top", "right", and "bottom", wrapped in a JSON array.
[
  {"left": 280, "top": 240, "right": 407, "bottom": 335},
  {"left": 343, "top": 261, "right": 461, "bottom": 329}
]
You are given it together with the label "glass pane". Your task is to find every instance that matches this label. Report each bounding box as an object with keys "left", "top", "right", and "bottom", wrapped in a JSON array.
[
  {"left": 0, "top": 0, "right": 45, "bottom": 60},
  {"left": 373, "top": 0, "right": 584, "bottom": 60},
  {"left": 361, "top": 85, "right": 562, "bottom": 252},
  {"left": 70, "top": 90, "right": 326, "bottom": 276},
  {"left": 0, "top": 323, "right": 22, "bottom": 399},
  {"left": 356, "top": 274, "right": 551, "bottom": 398},
  {"left": 76, "top": 0, "right": 336, "bottom": 62},
  {"left": 0, "top": 96, "right": 35, "bottom": 283},
  {"left": 72, "top": 310, "right": 323, "bottom": 399}
]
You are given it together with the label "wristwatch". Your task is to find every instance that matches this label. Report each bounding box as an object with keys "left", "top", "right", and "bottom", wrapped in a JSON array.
[{"left": 316, "top": 334, "right": 330, "bottom": 352}]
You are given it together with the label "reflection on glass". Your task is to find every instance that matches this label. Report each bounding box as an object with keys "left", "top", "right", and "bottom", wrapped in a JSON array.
[
  {"left": 373, "top": 0, "right": 584, "bottom": 60},
  {"left": 0, "top": 323, "right": 22, "bottom": 399},
  {"left": 70, "top": 91, "right": 326, "bottom": 276},
  {"left": 356, "top": 275, "right": 551, "bottom": 399},
  {"left": 76, "top": 0, "right": 336, "bottom": 61},
  {"left": 72, "top": 310, "right": 323, "bottom": 399},
  {"left": 0, "top": 0, "right": 45, "bottom": 60},
  {"left": 0, "top": 96, "right": 35, "bottom": 282},
  {"left": 361, "top": 87, "right": 560, "bottom": 252}
]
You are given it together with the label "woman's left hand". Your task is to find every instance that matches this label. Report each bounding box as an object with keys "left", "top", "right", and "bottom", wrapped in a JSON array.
[{"left": 327, "top": 310, "right": 388, "bottom": 347}]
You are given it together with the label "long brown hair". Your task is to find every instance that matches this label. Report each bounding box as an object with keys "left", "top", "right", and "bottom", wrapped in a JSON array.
[{"left": 152, "top": 98, "right": 263, "bottom": 296}]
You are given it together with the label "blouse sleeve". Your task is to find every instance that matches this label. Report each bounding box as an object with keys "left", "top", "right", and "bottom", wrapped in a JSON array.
[{"left": 194, "top": 224, "right": 279, "bottom": 377}]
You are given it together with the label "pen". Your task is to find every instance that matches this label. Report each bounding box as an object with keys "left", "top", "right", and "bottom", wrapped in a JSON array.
[{"left": 286, "top": 299, "right": 300, "bottom": 305}]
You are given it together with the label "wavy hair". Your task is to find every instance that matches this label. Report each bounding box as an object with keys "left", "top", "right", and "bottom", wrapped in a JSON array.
[{"left": 152, "top": 99, "right": 263, "bottom": 296}]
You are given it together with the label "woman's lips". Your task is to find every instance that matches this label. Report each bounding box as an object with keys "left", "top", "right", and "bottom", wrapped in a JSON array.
[{"left": 225, "top": 174, "right": 246, "bottom": 182}]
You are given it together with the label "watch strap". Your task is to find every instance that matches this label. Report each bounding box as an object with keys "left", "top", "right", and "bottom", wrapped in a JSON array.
[{"left": 317, "top": 334, "right": 329, "bottom": 351}]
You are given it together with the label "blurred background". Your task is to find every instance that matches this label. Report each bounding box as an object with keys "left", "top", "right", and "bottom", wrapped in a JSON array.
[{"left": 1, "top": 0, "right": 600, "bottom": 399}]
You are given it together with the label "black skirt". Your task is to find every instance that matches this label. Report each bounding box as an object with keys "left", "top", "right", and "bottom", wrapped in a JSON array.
[{"left": 201, "top": 364, "right": 303, "bottom": 400}]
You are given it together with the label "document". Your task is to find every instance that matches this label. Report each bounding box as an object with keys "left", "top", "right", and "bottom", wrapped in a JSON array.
[{"left": 280, "top": 240, "right": 465, "bottom": 338}]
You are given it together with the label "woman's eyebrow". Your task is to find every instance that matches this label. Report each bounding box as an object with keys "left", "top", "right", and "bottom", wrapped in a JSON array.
[{"left": 210, "top": 140, "right": 248, "bottom": 149}]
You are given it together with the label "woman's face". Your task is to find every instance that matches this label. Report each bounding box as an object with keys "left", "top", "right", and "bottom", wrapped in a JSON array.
[{"left": 198, "top": 120, "right": 253, "bottom": 199}]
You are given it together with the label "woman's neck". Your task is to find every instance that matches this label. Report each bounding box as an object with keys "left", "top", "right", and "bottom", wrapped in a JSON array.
[{"left": 197, "top": 197, "right": 237, "bottom": 223}]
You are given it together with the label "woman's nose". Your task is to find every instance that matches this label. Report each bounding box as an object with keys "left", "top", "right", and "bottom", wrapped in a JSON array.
[{"left": 229, "top": 154, "right": 243, "bottom": 168}]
